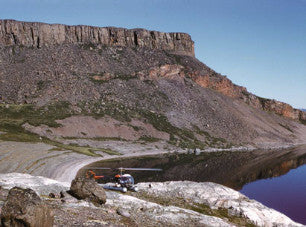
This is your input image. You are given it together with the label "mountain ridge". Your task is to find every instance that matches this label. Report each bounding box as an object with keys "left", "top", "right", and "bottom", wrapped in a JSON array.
[
  {"left": 1, "top": 19, "right": 304, "bottom": 124},
  {"left": 0, "top": 19, "right": 305, "bottom": 149},
  {"left": 0, "top": 19, "right": 194, "bottom": 56}
]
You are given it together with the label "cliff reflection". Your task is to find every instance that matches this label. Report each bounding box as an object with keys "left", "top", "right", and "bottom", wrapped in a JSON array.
[{"left": 83, "top": 145, "right": 306, "bottom": 190}]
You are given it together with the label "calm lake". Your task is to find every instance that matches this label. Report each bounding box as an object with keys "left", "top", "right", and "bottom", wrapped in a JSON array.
[
  {"left": 80, "top": 145, "right": 306, "bottom": 224},
  {"left": 240, "top": 164, "right": 306, "bottom": 224}
]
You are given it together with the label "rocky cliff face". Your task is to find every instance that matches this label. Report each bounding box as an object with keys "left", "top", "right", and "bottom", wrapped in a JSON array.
[
  {"left": 193, "top": 72, "right": 306, "bottom": 122},
  {"left": 136, "top": 64, "right": 306, "bottom": 123},
  {"left": 0, "top": 20, "right": 194, "bottom": 56},
  {"left": 0, "top": 19, "right": 303, "bottom": 123},
  {"left": 183, "top": 69, "right": 305, "bottom": 122},
  {"left": 0, "top": 20, "right": 305, "bottom": 149}
]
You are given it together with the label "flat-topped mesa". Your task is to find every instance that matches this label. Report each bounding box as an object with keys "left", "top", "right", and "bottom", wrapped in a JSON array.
[{"left": 0, "top": 20, "right": 195, "bottom": 56}]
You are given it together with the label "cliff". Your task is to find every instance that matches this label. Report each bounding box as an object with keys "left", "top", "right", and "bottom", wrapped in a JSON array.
[
  {"left": 145, "top": 64, "right": 306, "bottom": 123},
  {"left": 184, "top": 68, "right": 306, "bottom": 123},
  {"left": 0, "top": 19, "right": 305, "bottom": 149},
  {"left": 0, "top": 19, "right": 303, "bottom": 123},
  {"left": 0, "top": 19, "right": 194, "bottom": 56}
]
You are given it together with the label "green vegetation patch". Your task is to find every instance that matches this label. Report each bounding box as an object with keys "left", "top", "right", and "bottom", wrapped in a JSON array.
[
  {"left": 46, "top": 141, "right": 101, "bottom": 157},
  {"left": 0, "top": 102, "right": 123, "bottom": 156},
  {"left": 89, "top": 72, "right": 135, "bottom": 84},
  {"left": 0, "top": 99, "right": 229, "bottom": 152},
  {"left": 137, "top": 110, "right": 206, "bottom": 149},
  {"left": 190, "top": 203, "right": 255, "bottom": 227},
  {"left": 0, "top": 131, "right": 41, "bottom": 143},
  {"left": 99, "top": 148, "right": 121, "bottom": 156},
  {"left": 77, "top": 101, "right": 132, "bottom": 122},
  {"left": 0, "top": 102, "right": 71, "bottom": 128},
  {"left": 138, "top": 136, "right": 160, "bottom": 143},
  {"left": 63, "top": 136, "right": 127, "bottom": 142},
  {"left": 0, "top": 102, "right": 102, "bottom": 156},
  {"left": 76, "top": 100, "right": 229, "bottom": 149},
  {"left": 48, "top": 147, "right": 66, "bottom": 152},
  {"left": 135, "top": 192, "right": 255, "bottom": 227}
]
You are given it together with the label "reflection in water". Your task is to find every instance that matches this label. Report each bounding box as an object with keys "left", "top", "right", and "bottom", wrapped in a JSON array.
[
  {"left": 80, "top": 145, "right": 306, "bottom": 190},
  {"left": 241, "top": 162, "right": 306, "bottom": 224},
  {"left": 80, "top": 145, "right": 306, "bottom": 224}
]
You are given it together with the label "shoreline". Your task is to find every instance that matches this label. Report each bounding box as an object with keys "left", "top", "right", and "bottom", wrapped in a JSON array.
[
  {"left": 0, "top": 140, "right": 305, "bottom": 226},
  {"left": 69, "top": 141, "right": 306, "bottom": 184},
  {"left": 0, "top": 138, "right": 305, "bottom": 184}
]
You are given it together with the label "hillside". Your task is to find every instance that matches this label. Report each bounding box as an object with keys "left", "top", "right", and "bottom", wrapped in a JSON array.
[{"left": 0, "top": 19, "right": 305, "bottom": 153}]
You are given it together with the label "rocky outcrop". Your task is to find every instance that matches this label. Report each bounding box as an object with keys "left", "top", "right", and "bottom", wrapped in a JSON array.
[
  {"left": 0, "top": 173, "right": 70, "bottom": 195},
  {"left": 134, "top": 64, "right": 306, "bottom": 123},
  {"left": 106, "top": 190, "right": 234, "bottom": 227},
  {"left": 69, "top": 177, "right": 106, "bottom": 206},
  {"left": 187, "top": 69, "right": 305, "bottom": 122},
  {"left": 0, "top": 173, "right": 303, "bottom": 226},
  {"left": 252, "top": 97, "right": 306, "bottom": 122},
  {"left": 0, "top": 173, "right": 235, "bottom": 226},
  {"left": 137, "top": 181, "right": 303, "bottom": 227},
  {"left": 0, "top": 187, "right": 54, "bottom": 227},
  {"left": 188, "top": 69, "right": 249, "bottom": 99},
  {"left": 0, "top": 19, "right": 194, "bottom": 56},
  {"left": 262, "top": 99, "right": 301, "bottom": 119}
]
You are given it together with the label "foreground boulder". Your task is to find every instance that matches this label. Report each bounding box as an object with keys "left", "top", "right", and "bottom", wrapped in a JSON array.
[
  {"left": 0, "top": 185, "right": 9, "bottom": 201},
  {"left": 69, "top": 177, "right": 106, "bottom": 206},
  {"left": 0, "top": 187, "right": 54, "bottom": 227}
]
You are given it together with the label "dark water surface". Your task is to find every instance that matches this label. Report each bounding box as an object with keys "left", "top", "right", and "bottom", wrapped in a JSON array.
[
  {"left": 80, "top": 145, "right": 306, "bottom": 224},
  {"left": 240, "top": 164, "right": 306, "bottom": 224}
]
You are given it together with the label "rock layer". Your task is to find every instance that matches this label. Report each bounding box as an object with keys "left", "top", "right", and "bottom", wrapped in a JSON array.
[
  {"left": 137, "top": 64, "right": 306, "bottom": 123},
  {"left": 0, "top": 20, "right": 305, "bottom": 148},
  {"left": 0, "top": 19, "right": 194, "bottom": 56},
  {"left": 0, "top": 20, "right": 303, "bottom": 123}
]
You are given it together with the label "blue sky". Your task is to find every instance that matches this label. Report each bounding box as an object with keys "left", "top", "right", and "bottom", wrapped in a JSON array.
[{"left": 1, "top": 0, "right": 305, "bottom": 108}]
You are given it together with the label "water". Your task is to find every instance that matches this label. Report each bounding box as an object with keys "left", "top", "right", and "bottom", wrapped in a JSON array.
[
  {"left": 80, "top": 145, "right": 306, "bottom": 224},
  {"left": 240, "top": 164, "right": 306, "bottom": 224}
]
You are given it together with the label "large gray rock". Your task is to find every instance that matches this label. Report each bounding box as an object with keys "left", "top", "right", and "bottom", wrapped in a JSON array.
[
  {"left": 106, "top": 190, "right": 234, "bottom": 226},
  {"left": 0, "top": 187, "right": 54, "bottom": 227},
  {"left": 137, "top": 181, "right": 303, "bottom": 227},
  {"left": 69, "top": 177, "right": 106, "bottom": 206}
]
